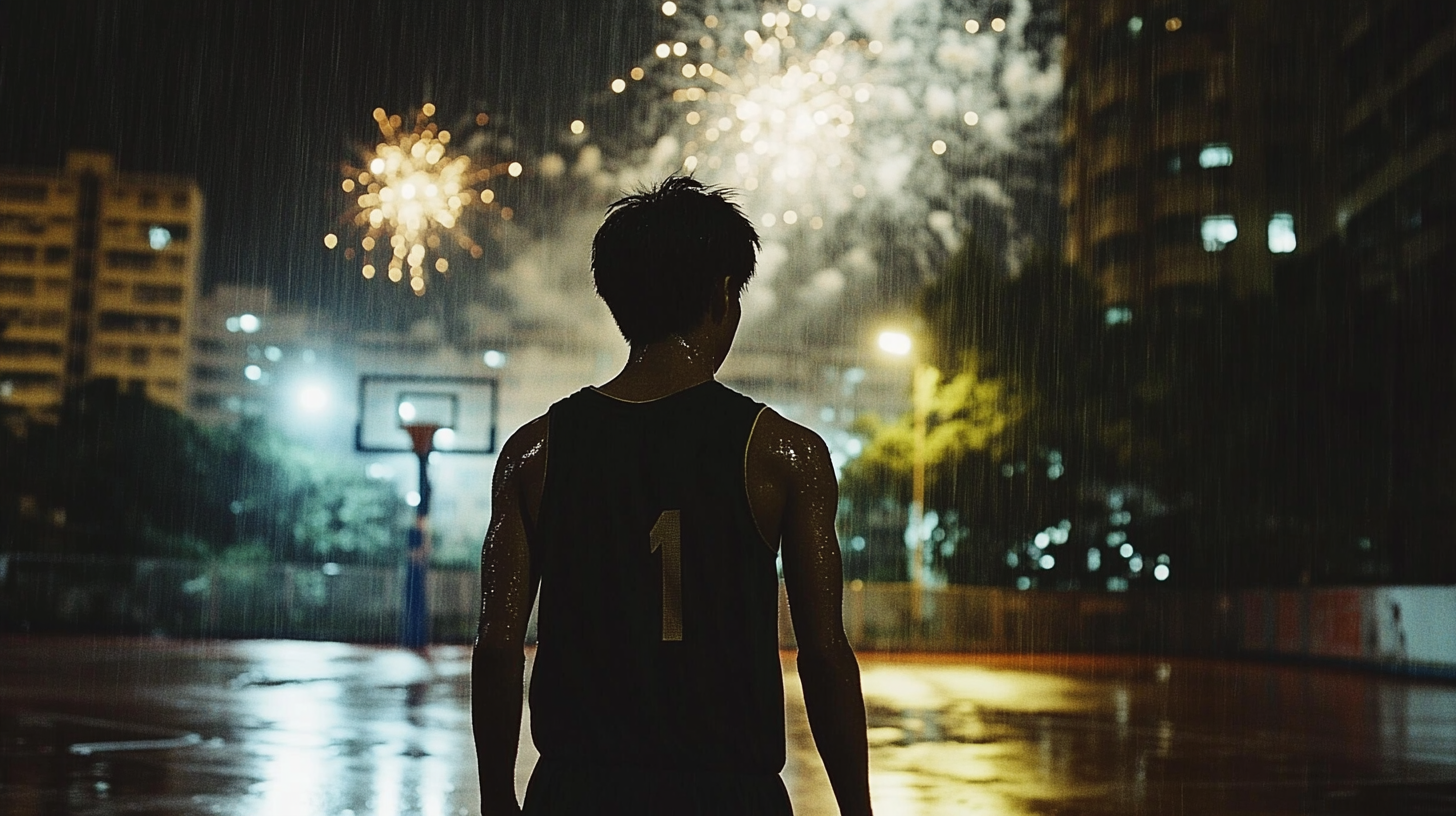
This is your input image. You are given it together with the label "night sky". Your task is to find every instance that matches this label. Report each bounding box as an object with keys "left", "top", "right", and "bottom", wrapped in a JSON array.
[{"left": 1, "top": 1, "right": 663, "bottom": 314}]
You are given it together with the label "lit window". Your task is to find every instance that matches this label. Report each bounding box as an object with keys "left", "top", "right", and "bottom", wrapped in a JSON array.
[
  {"left": 1201, "top": 215, "right": 1238, "bottom": 251},
  {"left": 1127, "top": 16, "right": 1143, "bottom": 34},
  {"left": 238, "top": 313, "right": 261, "bottom": 333},
  {"left": 244, "top": 364, "right": 262, "bottom": 381},
  {"left": 148, "top": 226, "right": 171, "bottom": 250},
  {"left": 1199, "top": 143, "right": 1233, "bottom": 168},
  {"left": 1105, "top": 306, "right": 1133, "bottom": 325},
  {"left": 1268, "top": 212, "right": 1297, "bottom": 253}
]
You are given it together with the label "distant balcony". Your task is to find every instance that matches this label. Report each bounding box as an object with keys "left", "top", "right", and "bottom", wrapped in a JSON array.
[
  {"left": 1092, "top": 132, "right": 1134, "bottom": 175},
  {"left": 1092, "top": 194, "right": 1139, "bottom": 243},
  {"left": 1091, "top": 74, "right": 1127, "bottom": 113},
  {"left": 1096, "top": 263, "right": 1139, "bottom": 305},
  {"left": 1154, "top": 112, "right": 1213, "bottom": 150},
  {"left": 1152, "top": 177, "right": 1206, "bottom": 218},
  {"left": 1153, "top": 246, "right": 1219, "bottom": 288},
  {"left": 0, "top": 353, "right": 64, "bottom": 374},
  {"left": 1152, "top": 38, "right": 1214, "bottom": 76}
]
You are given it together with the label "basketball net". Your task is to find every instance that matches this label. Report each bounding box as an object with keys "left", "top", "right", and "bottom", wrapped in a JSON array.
[{"left": 403, "top": 423, "right": 441, "bottom": 457}]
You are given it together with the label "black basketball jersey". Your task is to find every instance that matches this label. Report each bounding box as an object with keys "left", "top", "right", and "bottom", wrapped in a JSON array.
[{"left": 528, "top": 380, "right": 786, "bottom": 778}]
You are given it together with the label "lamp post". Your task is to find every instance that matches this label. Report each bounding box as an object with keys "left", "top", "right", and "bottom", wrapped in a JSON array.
[{"left": 878, "top": 330, "right": 934, "bottom": 635}]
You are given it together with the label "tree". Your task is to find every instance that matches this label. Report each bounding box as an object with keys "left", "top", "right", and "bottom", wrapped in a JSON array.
[
  {"left": 845, "top": 236, "right": 1117, "bottom": 587},
  {"left": 1, "top": 380, "right": 404, "bottom": 563}
]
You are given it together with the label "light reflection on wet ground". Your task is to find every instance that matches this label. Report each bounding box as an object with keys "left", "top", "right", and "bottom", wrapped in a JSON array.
[{"left": 2, "top": 638, "right": 1455, "bottom": 814}]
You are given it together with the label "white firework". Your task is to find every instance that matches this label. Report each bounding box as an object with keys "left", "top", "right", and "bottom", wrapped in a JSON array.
[{"left": 582, "top": 0, "right": 1061, "bottom": 325}]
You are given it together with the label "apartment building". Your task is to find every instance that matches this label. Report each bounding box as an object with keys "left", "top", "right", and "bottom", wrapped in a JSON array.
[
  {"left": 1336, "top": 1, "right": 1454, "bottom": 292},
  {"left": 1334, "top": 1, "right": 1456, "bottom": 577},
  {"left": 0, "top": 151, "right": 203, "bottom": 420},
  {"left": 1060, "top": 0, "right": 1336, "bottom": 306}
]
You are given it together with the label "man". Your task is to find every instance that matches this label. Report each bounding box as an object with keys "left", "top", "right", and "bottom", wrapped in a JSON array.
[{"left": 473, "top": 176, "right": 872, "bottom": 816}]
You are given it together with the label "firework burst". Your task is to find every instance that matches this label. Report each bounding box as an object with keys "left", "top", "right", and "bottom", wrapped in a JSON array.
[
  {"left": 600, "top": 2, "right": 877, "bottom": 232},
  {"left": 327, "top": 104, "right": 522, "bottom": 295},
  {"left": 586, "top": 0, "right": 1061, "bottom": 283}
]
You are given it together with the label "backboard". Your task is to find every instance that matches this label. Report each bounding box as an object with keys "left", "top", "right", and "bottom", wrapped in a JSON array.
[{"left": 355, "top": 375, "right": 498, "bottom": 454}]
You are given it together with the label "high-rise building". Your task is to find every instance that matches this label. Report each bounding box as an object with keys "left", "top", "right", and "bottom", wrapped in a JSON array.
[
  {"left": 0, "top": 151, "right": 203, "bottom": 420},
  {"left": 189, "top": 286, "right": 322, "bottom": 426},
  {"left": 1333, "top": 1, "right": 1456, "bottom": 579},
  {"left": 1060, "top": 1, "right": 1336, "bottom": 306},
  {"left": 1335, "top": 1, "right": 1454, "bottom": 293}
]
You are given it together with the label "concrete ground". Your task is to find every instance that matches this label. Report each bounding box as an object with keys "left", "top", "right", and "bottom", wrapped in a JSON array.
[{"left": 2, "top": 637, "right": 1455, "bottom": 815}]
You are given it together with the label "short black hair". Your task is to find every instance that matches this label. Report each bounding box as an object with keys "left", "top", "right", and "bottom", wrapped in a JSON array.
[{"left": 592, "top": 176, "right": 760, "bottom": 345}]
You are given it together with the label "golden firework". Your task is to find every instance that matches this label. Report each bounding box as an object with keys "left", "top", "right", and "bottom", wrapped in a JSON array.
[{"left": 330, "top": 105, "right": 515, "bottom": 295}]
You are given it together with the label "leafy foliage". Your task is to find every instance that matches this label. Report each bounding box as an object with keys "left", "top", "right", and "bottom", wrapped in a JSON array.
[
  {"left": 0, "top": 381, "right": 404, "bottom": 563},
  {"left": 840, "top": 232, "right": 1431, "bottom": 589}
]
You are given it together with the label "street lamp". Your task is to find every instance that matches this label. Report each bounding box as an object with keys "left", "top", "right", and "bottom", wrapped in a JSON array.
[{"left": 877, "top": 329, "right": 937, "bottom": 635}]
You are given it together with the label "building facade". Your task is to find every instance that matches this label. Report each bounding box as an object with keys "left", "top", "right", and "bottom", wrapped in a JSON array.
[
  {"left": 1061, "top": 0, "right": 1336, "bottom": 306},
  {"left": 1334, "top": 1, "right": 1456, "bottom": 579},
  {"left": 0, "top": 151, "right": 203, "bottom": 420},
  {"left": 189, "top": 286, "right": 324, "bottom": 427},
  {"left": 1336, "top": 1, "right": 1454, "bottom": 293}
]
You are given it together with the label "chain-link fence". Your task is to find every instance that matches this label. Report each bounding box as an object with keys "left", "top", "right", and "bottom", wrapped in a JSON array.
[
  {"left": 2, "top": 553, "right": 1234, "bottom": 653},
  {"left": 0, "top": 554, "right": 480, "bottom": 643},
  {"left": 7, "top": 553, "right": 1452, "bottom": 676}
]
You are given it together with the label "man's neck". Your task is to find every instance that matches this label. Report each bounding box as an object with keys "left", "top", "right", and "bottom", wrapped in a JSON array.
[{"left": 596, "top": 336, "right": 719, "bottom": 401}]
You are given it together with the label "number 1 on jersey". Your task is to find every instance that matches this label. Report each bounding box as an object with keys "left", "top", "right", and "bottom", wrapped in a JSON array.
[{"left": 650, "top": 510, "right": 682, "bottom": 642}]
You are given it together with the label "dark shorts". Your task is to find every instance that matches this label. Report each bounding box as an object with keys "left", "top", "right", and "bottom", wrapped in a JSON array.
[{"left": 523, "top": 757, "right": 793, "bottom": 816}]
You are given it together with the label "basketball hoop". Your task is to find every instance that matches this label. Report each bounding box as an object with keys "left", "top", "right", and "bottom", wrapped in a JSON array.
[
  {"left": 403, "top": 423, "right": 441, "bottom": 457},
  {"left": 354, "top": 374, "right": 499, "bottom": 650}
]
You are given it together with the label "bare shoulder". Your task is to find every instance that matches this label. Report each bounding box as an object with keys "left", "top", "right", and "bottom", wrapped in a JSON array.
[
  {"left": 495, "top": 415, "right": 549, "bottom": 522},
  {"left": 497, "top": 414, "right": 548, "bottom": 473},
  {"left": 752, "top": 407, "right": 832, "bottom": 475},
  {"left": 746, "top": 408, "right": 833, "bottom": 547}
]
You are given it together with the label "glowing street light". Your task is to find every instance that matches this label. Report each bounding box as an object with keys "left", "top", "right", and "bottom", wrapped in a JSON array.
[
  {"left": 878, "top": 330, "right": 912, "bottom": 356},
  {"left": 297, "top": 384, "right": 328, "bottom": 413},
  {"left": 878, "top": 328, "right": 935, "bottom": 634}
]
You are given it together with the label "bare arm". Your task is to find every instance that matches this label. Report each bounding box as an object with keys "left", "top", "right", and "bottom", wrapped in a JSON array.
[
  {"left": 759, "top": 412, "right": 873, "bottom": 816},
  {"left": 472, "top": 417, "right": 546, "bottom": 816}
]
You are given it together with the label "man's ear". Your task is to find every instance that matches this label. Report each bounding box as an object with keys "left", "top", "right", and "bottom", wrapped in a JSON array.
[{"left": 710, "top": 275, "right": 732, "bottom": 322}]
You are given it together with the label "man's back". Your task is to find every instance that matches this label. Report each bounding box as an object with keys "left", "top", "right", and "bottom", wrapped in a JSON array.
[
  {"left": 528, "top": 381, "right": 787, "bottom": 795},
  {"left": 472, "top": 177, "right": 870, "bottom": 816}
]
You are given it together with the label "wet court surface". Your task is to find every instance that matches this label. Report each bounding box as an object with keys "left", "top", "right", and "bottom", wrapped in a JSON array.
[{"left": 2, "top": 637, "right": 1455, "bottom": 815}]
